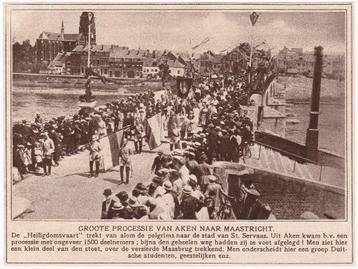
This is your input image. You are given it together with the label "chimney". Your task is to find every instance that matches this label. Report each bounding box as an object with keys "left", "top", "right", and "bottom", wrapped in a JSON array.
[{"left": 305, "top": 46, "right": 323, "bottom": 162}]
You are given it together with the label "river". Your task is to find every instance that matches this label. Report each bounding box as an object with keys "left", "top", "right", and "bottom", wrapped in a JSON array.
[{"left": 12, "top": 83, "right": 345, "bottom": 156}]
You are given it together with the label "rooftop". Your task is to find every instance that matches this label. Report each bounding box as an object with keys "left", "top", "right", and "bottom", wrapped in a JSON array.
[{"left": 38, "top": 31, "right": 81, "bottom": 42}]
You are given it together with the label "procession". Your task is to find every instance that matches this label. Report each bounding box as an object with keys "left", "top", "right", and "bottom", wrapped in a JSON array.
[
  {"left": 11, "top": 10, "right": 345, "bottom": 221},
  {"left": 5, "top": 4, "right": 353, "bottom": 266},
  {"left": 13, "top": 71, "right": 262, "bottom": 220}
]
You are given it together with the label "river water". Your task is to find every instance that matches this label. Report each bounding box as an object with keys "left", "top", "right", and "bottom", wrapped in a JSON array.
[{"left": 12, "top": 85, "right": 345, "bottom": 156}]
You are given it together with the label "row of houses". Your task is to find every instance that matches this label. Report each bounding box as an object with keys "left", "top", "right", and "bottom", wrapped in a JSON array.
[
  {"left": 48, "top": 42, "right": 272, "bottom": 79},
  {"left": 276, "top": 46, "right": 344, "bottom": 79},
  {"left": 197, "top": 43, "right": 272, "bottom": 77},
  {"left": 38, "top": 12, "right": 271, "bottom": 79},
  {"left": 48, "top": 45, "right": 188, "bottom": 79}
]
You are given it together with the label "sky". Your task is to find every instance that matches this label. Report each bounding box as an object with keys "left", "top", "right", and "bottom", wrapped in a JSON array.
[{"left": 11, "top": 10, "right": 346, "bottom": 55}]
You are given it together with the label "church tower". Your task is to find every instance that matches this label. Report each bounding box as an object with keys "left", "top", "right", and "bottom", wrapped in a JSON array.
[{"left": 79, "top": 12, "right": 96, "bottom": 45}]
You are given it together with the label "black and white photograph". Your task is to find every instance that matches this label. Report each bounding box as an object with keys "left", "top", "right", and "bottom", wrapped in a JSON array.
[{"left": 8, "top": 6, "right": 348, "bottom": 222}]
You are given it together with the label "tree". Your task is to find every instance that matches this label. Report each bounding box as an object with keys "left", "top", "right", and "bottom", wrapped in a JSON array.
[{"left": 12, "top": 40, "right": 38, "bottom": 73}]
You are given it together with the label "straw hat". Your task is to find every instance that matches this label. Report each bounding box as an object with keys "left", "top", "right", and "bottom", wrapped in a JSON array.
[
  {"left": 163, "top": 181, "right": 173, "bottom": 191},
  {"left": 208, "top": 175, "right": 217, "bottom": 182},
  {"left": 112, "top": 202, "right": 124, "bottom": 210},
  {"left": 189, "top": 174, "right": 198, "bottom": 183},
  {"left": 182, "top": 185, "right": 193, "bottom": 195}
]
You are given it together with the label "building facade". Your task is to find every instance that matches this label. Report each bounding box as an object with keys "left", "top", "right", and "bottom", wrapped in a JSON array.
[
  {"left": 277, "top": 46, "right": 344, "bottom": 79},
  {"left": 36, "top": 12, "right": 96, "bottom": 63}
]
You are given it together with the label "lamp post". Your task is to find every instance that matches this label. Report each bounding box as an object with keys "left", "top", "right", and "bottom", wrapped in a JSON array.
[
  {"left": 87, "top": 12, "right": 93, "bottom": 68},
  {"left": 249, "top": 12, "right": 259, "bottom": 83},
  {"left": 305, "top": 46, "right": 323, "bottom": 162}
]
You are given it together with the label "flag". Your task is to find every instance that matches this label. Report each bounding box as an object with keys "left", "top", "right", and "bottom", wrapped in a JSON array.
[
  {"left": 250, "top": 12, "right": 259, "bottom": 26},
  {"left": 99, "top": 129, "right": 123, "bottom": 170},
  {"left": 191, "top": 37, "right": 210, "bottom": 50},
  {"left": 88, "top": 12, "right": 95, "bottom": 24},
  {"left": 145, "top": 114, "right": 163, "bottom": 149}
]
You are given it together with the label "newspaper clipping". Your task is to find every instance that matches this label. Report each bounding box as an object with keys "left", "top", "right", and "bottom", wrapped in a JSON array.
[{"left": 4, "top": 3, "right": 353, "bottom": 264}]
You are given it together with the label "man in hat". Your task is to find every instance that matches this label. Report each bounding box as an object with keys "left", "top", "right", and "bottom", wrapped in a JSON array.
[
  {"left": 207, "top": 123, "right": 218, "bottom": 164},
  {"left": 157, "top": 168, "right": 171, "bottom": 182},
  {"left": 170, "top": 170, "right": 184, "bottom": 199},
  {"left": 119, "top": 138, "right": 133, "bottom": 184},
  {"left": 134, "top": 183, "right": 150, "bottom": 206},
  {"left": 42, "top": 132, "right": 55, "bottom": 176},
  {"left": 13, "top": 144, "right": 26, "bottom": 177},
  {"left": 173, "top": 156, "right": 189, "bottom": 186},
  {"left": 34, "top": 112, "right": 43, "bottom": 124},
  {"left": 148, "top": 176, "right": 165, "bottom": 198},
  {"left": 236, "top": 169, "right": 259, "bottom": 219},
  {"left": 73, "top": 120, "right": 83, "bottom": 154},
  {"left": 48, "top": 127, "right": 61, "bottom": 166},
  {"left": 185, "top": 150, "right": 199, "bottom": 176},
  {"left": 180, "top": 186, "right": 203, "bottom": 219},
  {"left": 113, "top": 191, "right": 134, "bottom": 219},
  {"left": 151, "top": 150, "right": 164, "bottom": 175},
  {"left": 89, "top": 134, "right": 102, "bottom": 178},
  {"left": 168, "top": 122, "right": 181, "bottom": 151},
  {"left": 101, "top": 188, "right": 115, "bottom": 219},
  {"left": 162, "top": 181, "right": 180, "bottom": 219},
  {"left": 197, "top": 154, "right": 211, "bottom": 191},
  {"left": 204, "top": 175, "right": 222, "bottom": 219}
]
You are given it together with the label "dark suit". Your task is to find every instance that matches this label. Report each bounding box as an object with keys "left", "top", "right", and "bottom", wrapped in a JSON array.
[
  {"left": 101, "top": 199, "right": 115, "bottom": 219},
  {"left": 181, "top": 195, "right": 203, "bottom": 219}
]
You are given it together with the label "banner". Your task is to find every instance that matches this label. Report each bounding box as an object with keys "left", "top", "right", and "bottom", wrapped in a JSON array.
[
  {"left": 99, "top": 129, "right": 124, "bottom": 170},
  {"left": 176, "top": 76, "right": 193, "bottom": 98},
  {"left": 145, "top": 113, "right": 163, "bottom": 149}
]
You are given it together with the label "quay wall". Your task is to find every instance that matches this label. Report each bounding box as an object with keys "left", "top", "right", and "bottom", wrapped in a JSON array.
[
  {"left": 213, "top": 162, "right": 345, "bottom": 219},
  {"left": 12, "top": 73, "right": 163, "bottom": 90},
  {"left": 253, "top": 169, "right": 345, "bottom": 219}
]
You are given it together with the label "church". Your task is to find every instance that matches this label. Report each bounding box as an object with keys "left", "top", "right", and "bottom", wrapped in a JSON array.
[{"left": 36, "top": 12, "right": 96, "bottom": 63}]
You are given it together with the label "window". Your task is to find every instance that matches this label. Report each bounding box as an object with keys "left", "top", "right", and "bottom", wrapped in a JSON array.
[
  {"left": 104, "top": 68, "right": 107, "bottom": 74},
  {"left": 177, "top": 70, "right": 180, "bottom": 74}
]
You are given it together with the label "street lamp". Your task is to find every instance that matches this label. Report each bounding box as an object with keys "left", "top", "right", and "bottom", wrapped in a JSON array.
[{"left": 249, "top": 12, "right": 259, "bottom": 83}]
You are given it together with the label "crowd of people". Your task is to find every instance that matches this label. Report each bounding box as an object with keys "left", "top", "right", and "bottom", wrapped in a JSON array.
[
  {"left": 13, "top": 75, "right": 254, "bottom": 177},
  {"left": 12, "top": 90, "right": 168, "bottom": 179},
  {"left": 12, "top": 73, "right": 269, "bottom": 220},
  {"left": 98, "top": 76, "right": 269, "bottom": 220}
]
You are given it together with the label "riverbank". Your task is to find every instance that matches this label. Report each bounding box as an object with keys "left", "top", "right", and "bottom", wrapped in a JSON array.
[
  {"left": 277, "top": 76, "right": 345, "bottom": 104},
  {"left": 12, "top": 73, "right": 165, "bottom": 92}
]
